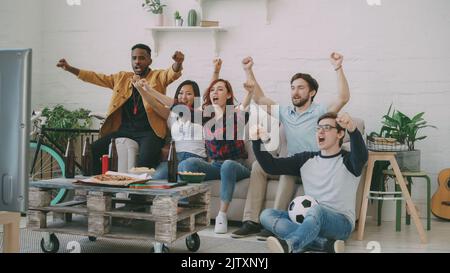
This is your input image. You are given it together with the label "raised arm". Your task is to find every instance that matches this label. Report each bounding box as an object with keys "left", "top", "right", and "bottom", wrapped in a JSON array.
[
  {"left": 56, "top": 58, "right": 80, "bottom": 76},
  {"left": 133, "top": 77, "right": 171, "bottom": 119},
  {"left": 242, "top": 57, "right": 276, "bottom": 107},
  {"left": 57, "top": 58, "right": 118, "bottom": 89},
  {"left": 336, "top": 113, "right": 368, "bottom": 176},
  {"left": 211, "top": 58, "right": 222, "bottom": 83},
  {"left": 250, "top": 126, "right": 311, "bottom": 176},
  {"left": 171, "top": 51, "right": 184, "bottom": 73},
  {"left": 327, "top": 52, "right": 350, "bottom": 113},
  {"left": 240, "top": 80, "right": 255, "bottom": 110}
]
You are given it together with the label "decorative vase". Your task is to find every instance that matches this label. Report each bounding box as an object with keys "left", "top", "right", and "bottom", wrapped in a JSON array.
[
  {"left": 188, "top": 9, "right": 197, "bottom": 26},
  {"left": 154, "top": 13, "right": 164, "bottom": 26},
  {"left": 175, "top": 18, "right": 183, "bottom": 27}
]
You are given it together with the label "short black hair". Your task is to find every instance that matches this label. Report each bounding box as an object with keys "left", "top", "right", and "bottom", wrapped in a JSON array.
[
  {"left": 290, "top": 73, "right": 319, "bottom": 101},
  {"left": 131, "top": 44, "right": 151, "bottom": 56},
  {"left": 317, "top": 112, "right": 345, "bottom": 146}
]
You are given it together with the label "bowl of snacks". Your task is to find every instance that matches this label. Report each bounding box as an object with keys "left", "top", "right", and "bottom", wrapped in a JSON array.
[
  {"left": 129, "top": 167, "right": 156, "bottom": 175},
  {"left": 178, "top": 171, "right": 206, "bottom": 183}
]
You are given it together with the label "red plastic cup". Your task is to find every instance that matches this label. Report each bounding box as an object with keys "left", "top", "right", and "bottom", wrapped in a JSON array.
[{"left": 101, "top": 155, "right": 109, "bottom": 174}]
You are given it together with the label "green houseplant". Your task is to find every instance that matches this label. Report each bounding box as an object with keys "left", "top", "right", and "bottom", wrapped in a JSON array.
[
  {"left": 142, "top": 0, "right": 166, "bottom": 14},
  {"left": 371, "top": 104, "right": 437, "bottom": 171},
  {"left": 142, "top": 0, "right": 166, "bottom": 26},
  {"left": 174, "top": 11, "right": 183, "bottom": 26},
  {"left": 41, "top": 105, "right": 92, "bottom": 149}
]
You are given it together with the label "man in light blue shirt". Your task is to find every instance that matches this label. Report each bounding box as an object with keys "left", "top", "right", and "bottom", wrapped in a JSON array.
[{"left": 232, "top": 53, "right": 351, "bottom": 239}]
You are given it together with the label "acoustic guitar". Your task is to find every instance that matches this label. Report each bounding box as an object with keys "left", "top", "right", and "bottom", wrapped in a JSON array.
[{"left": 431, "top": 168, "right": 450, "bottom": 220}]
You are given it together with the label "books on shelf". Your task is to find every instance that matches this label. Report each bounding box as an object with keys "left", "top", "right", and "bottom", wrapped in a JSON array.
[{"left": 200, "top": 20, "right": 219, "bottom": 27}]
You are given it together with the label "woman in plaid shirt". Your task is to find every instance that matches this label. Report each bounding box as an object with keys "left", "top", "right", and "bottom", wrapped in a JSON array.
[{"left": 179, "top": 78, "right": 255, "bottom": 234}]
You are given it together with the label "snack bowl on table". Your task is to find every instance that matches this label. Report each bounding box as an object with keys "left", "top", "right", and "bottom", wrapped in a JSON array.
[
  {"left": 128, "top": 167, "right": 156, "bottom": 175},
  {"left": 178, "top": 172, "right": 206, "bottom": 183}
]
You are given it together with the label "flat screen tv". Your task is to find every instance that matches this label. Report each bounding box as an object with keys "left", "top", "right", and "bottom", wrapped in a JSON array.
[{"left": 0, "top": 49, "right": 32, "bottom": 213}]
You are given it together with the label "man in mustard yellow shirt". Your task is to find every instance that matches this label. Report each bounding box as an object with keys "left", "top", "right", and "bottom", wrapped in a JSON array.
[{"left": 57, "top": 44, "right": 184, "bottom": 174}]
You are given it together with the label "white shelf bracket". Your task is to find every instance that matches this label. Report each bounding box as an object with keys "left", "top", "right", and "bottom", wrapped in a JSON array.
[
  {"left": 264, "top": 0, "right": 271, "bottom": 25},
  {"left": 150, "top": 29, "right": 159, "bottom": 57},
  {"left": 213, "top": 30, "right": 220, "bottom": 57}
]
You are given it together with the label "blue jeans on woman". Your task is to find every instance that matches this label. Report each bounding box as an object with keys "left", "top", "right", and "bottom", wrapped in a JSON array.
[
  {"left": 152, "top": 152, "right": 205, "bottom": 180},
  {"left": 178, "top": 157, "right": 250, "bottom": 202},
  {"left": 260, "top": 205, "right": 353, "bottom": 253}
]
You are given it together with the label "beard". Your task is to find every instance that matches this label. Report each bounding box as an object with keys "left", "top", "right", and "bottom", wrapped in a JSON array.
[
  {"left": 134, "top": 67, "right": 149, "bottom": 77},
  {"left": 292, "top": 97, "right": 309, "bottom": 107}
]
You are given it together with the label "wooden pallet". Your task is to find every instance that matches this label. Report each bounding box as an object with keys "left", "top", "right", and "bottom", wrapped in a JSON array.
[{"left": 27, "top": 179, "right": 211, "bottom": 244}]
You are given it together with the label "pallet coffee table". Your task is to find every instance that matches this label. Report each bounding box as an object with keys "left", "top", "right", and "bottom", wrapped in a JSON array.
[{"left": 27, "top": 178, "right": 211, "bottom": 253}]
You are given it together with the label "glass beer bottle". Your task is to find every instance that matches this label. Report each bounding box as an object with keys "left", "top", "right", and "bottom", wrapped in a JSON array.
[
  {"left": 109, "top": 138, "right": 118, "bottom": 172},
  {"left": 81, "top": 137, "right": 93, "bottom": 176},
  {"left": 167, "top": 141, "right": 178, "bottom": 182},
  {"left": 64, "top": 138, "right": 75, "bottom": 178}
]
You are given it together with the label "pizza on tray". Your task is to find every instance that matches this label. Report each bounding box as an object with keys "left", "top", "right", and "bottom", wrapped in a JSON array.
[{"left": 77, "top": 173, "right": 149, "bottom": 187}]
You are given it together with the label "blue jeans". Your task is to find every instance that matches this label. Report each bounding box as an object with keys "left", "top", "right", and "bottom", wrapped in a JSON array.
[
  {"left": 178, "top": 158, "right": 250, "bottom": 203},
  {"left": 152, "top": 152, "right": 205, "bottom": 180},
  {"left": 260, "top": 205, "right": 353, "bottom": 253}
]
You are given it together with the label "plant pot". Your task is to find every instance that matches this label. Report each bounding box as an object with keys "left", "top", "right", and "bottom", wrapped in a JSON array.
[
  {"left": 154, "top": 13, "right": 164, "bottom": 26},
  {"left": 175, "top": 18, "right": 183, "bottom": 27},
  {"left": 395, "top": 150, "right": 421, "bottom": 172}
]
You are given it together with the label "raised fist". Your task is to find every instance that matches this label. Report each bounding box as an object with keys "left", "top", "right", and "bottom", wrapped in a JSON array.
[
  {"left": 172, "top": 51, "right": 185, "bottom": 64},
  {"left": 242, "top": 57, "right": 254, "bottom": 70},
  {"left": 213, "top": 58, "right": 222, "bottom": 73},
  {"left": 336, "top": 112, "right": 356, "bottom": 132},
  {"left": 330, "top": 52, "right": 344, "bottom": 69},
  {"left": 56, "top": 58, "right": 71, "bottom": 70}
]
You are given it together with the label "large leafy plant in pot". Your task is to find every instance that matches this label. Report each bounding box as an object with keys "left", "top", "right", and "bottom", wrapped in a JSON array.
[
  {"left": 41, "top": 105, "right": 92, "bottom": 149},
  {"left": 373, "top": 104, "right": 437, "bottom": 171}
]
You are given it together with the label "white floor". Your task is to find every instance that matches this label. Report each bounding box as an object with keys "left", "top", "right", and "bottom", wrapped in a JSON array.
[{"left": 1, "top": 216, "right": 449, "bottom": 253}]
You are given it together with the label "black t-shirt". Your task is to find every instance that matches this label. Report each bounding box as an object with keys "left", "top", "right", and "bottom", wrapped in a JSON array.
[{"left": 119, "top": 87, "right": 152, "bottom": 133}]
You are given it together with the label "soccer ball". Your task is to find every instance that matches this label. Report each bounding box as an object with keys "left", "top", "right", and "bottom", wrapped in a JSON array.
[{"left": 288, "top": 195, "right": 318, "bottom": 224}]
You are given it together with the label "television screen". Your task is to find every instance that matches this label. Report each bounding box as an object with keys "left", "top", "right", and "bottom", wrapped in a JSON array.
[{"left": 0, "top": 49, "right": 32, "bottom": 213}]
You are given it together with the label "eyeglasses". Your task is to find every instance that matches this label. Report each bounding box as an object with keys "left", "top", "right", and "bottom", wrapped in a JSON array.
[{"left": 315, "top": 124, "right": 337, "bottom": 132}]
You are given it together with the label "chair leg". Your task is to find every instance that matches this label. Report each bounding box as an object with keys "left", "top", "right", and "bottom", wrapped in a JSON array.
[
  {"left": 425, "top": 175, "right": 431, "bottom": 231},
  {"left": 377, "top": 175, "right": 385, "bottom": 226},
  {"left": 406, "top": 177, "right": 413, "bottom": 225},
  {"left": 377, "top": 199, "right": 383, "bottom": 226},
  {"left": 395, "top": 183, "right": 402, "bottom": 232}
]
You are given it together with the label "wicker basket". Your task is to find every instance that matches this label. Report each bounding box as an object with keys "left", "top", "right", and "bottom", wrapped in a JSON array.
[{"left": 366, "top": 135, "right": 408, "bottom": 152}]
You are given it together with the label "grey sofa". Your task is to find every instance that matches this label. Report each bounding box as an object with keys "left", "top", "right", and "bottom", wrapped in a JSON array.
[{"left": 115, "top": 118, "right": 367, "bottom": 223}]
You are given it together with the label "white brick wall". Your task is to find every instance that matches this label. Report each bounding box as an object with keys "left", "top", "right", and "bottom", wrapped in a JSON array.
[{"left": 2, "top": 0, "right": 449, "bottom": 218}]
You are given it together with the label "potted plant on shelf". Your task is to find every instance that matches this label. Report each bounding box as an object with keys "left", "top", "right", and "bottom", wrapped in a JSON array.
[
  {"left": 370, "top": 104, "right": 437, "bottom": 171},
  {"left": 174, "top": 11, "right": 183, "bottom": 26},
  {"left": 142, "top": 0, "right": 166, "bottom": 26}
]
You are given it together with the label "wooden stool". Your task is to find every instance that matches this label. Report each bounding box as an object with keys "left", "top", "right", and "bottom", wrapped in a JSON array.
[
  {"left": 0, "top": 211, "right": 21, "bottom": 253},
  {"left": 357, "top": 152, "right": 427, "bottom": 243},
  {"left": 381, "top": 170, "right": 431, "bottom": 231}
]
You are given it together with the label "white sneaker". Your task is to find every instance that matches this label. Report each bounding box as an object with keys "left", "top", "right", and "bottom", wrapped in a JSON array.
[
  {"left": 333, "top": 240, "right": 345, "bottom": 253},
  {"left": 214, "top": 214, "right": 228, "bottom": 234},
  {"left": 325, "top": 240, "right": 345, "bottom": 253}
]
